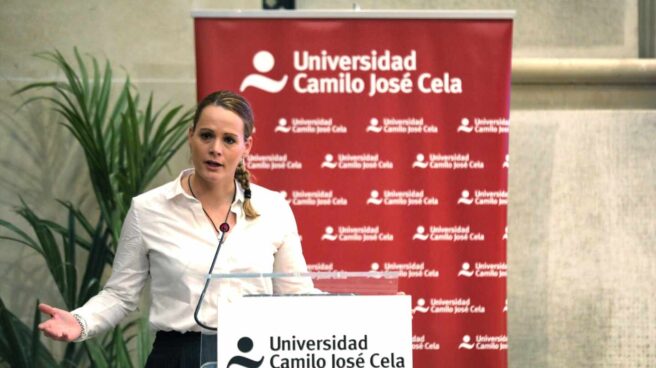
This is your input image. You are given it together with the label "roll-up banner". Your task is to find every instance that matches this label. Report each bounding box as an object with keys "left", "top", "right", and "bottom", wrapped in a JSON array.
[{"left": 193, "top": 10, "right": 513, "bottom": 368}]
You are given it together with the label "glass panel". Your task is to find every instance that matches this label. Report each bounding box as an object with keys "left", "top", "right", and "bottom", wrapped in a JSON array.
[{"left": 198, "top": 271, "right": 399, "bottom": 367}]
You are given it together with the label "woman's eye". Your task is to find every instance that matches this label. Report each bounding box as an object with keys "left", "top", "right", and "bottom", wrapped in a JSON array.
[
  {"left": 224, "top": 136, "right": 236, "bottom": 144},
  {"left": 200, "top": 132, "right": 213, "bottom": 140}
]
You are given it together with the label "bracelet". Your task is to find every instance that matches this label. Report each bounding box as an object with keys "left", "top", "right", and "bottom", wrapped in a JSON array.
[{"left": 71, "top": 313, "right": 88, "bottom": 341}]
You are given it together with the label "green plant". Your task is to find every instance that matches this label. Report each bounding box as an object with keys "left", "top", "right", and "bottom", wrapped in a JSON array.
[
  {"left": 0, "top": 48, "right": 193, "bottom": 367},
  {"left": 0, "top": 299, "right": 59, "bottom": 367}
]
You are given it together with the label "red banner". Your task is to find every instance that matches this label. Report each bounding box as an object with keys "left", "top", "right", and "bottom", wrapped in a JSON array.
[{"left": 194, "top": 12, "right": 512, "bottom": 367}]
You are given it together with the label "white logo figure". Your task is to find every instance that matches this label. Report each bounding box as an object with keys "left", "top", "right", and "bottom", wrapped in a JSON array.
[
  {"left": 239, "top": 50, "right": 288, "bottom": 93},
  {"left": 457, "top": 262, "right": 474, "bottom": 277},
  {"left": 503, "top": 299, "right": 508, "bottom": 313},
  {"left": 279, "top": 190, "right": 291, "bottom": 204},
  {"left": 457, "top": 190, "right": 474, "bottom": 205},
  {"left": 502, "top": 226, "right": 508, "bottom": 240},
  {"left": 366, "top": 118, "right": 382, "bottom": 133},
  {"left": 274, "top": 118, "right": 291, "bottom": 133},
  {"left": 321, "top": 226, "right": 337, "bottom": 241},
  {"left": 458, "top": 335, "right": 475, "bottom": 350},
  {"left": 412, "top": 226, "right": 429, "bottom": 241},
  {"left": 457, "top": 118, "right": 473, "bottom": 133},
  {"left": 412, "top": 153, "right": 429, "bottom": 169},
  {"left": 370, "top": 262, "right": 380, "bottom": 271},
  {"left": 367, "top": 190, "right": 383, "bottom": 205},
  {"left": 412, "top": 298, "right": 430, "bottom": 314},
  {"left": 502, "top": 153, "right": 509, "bottom": 168},
  {"left": 321, "top": 154, "right": 337, "bottom": 169}
]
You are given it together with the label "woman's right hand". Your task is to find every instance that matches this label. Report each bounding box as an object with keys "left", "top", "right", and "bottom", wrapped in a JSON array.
[{"left": 38, "top": 303, "right": 82, "bottom": 342}]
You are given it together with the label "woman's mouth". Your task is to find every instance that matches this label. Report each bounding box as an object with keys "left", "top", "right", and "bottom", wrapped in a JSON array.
[{"left": 204, "top": 160, "right": 223, "bottom": 170}]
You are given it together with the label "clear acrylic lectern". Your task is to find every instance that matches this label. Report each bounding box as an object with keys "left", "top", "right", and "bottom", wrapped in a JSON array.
[{"left": 196, "top": 271, "right": 402, "bottom": 368}]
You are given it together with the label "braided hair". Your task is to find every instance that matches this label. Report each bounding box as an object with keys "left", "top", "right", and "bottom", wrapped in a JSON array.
[{"left": 193, "top": 90, "right": 259, "bottom": 219}]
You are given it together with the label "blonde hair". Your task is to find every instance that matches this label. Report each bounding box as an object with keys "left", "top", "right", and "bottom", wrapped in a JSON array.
[
  {"left": 234, "top": 161, "right": 258, "bottom": 219},
  {"left": 194, "top": 90, "right": 259, "bottom": 219}
]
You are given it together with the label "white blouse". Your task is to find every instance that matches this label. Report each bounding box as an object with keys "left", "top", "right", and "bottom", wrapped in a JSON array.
[{"left": 72, "top": 169, "right": 310, "bottom": 339}]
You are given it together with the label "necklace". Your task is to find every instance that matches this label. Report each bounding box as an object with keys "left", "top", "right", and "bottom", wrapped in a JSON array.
[{"left": 188, "top": 174, "right": 234, "bottom": 234}]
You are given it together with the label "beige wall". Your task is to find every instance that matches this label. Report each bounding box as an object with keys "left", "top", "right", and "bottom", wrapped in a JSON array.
[
  {"left": 508, "top": 110, "right": 656, "bottom": 367},
  {"left": 1, "top": 1, "right": 654, "bottom": 366}
]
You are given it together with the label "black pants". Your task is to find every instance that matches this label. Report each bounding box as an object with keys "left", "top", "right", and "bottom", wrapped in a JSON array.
[{"left": 145, "top": 331, "right": 217, "bottom": 368}]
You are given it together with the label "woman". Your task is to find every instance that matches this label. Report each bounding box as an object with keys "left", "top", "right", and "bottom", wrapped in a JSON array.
[{"left": 38, "top": 90, "right": 310, "bottom": 366}]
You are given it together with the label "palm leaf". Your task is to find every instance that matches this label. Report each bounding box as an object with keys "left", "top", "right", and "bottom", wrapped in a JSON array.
[
  {"left": 77, "top": 224, "right": 111, "bottom": 306},
  {"left": 110, "top": 327, "right": 134, "bottom": 368},
  {"left": 84, "top": 340, "right": 110, "bottom": 368},
  {"left": 0, "top": 219, "right": 43, "bottom": 255},
  {"left": 63, "top": 208, "right": 78, "bottom": 309},
  {"left": 0, "top": 297, "right": 30, "bottom": 367},
  {"left": 30, "top": 300, "right": 41, "bottom": 368},
  {"left": 136, "top": 315, "right": 153, "bottom": 368},
  {"left": 0, "top": 297, "right": 59, "bottom": 368},
  {"left": 16, "top": 200, "right": 68, "bottom": 306}
]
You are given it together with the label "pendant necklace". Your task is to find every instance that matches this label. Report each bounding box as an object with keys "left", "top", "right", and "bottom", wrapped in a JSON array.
[{"left": 188, "top": 174, "right": 234, "bottom": 235}]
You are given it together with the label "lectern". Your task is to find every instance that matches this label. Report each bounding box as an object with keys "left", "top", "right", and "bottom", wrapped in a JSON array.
[{"left": 196, "top": 271, "right": 412, "bottom": 368}]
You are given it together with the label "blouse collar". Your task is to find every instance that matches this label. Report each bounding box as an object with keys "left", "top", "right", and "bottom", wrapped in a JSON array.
[{"left": 165, "top": 168, "right": 245, "bottom": 208}]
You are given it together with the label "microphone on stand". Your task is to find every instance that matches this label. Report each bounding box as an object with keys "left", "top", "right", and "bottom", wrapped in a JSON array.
[{"left": 193, "top": 223, "right": 230, "bottom": 331}]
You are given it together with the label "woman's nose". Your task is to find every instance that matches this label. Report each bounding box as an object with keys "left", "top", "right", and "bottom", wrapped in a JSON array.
[{"left": 209, "top": 141, "right": 222, "bottom": 155}]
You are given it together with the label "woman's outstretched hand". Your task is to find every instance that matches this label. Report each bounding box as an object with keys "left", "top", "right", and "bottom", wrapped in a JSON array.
[{"left": 38, "top": 303, "right": 81, "bottom": 342}]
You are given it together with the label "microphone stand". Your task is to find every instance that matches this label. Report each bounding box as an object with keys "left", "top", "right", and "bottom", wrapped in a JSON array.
[{"left": 193, "top": 228, "right": 228, "bottom": 331}]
